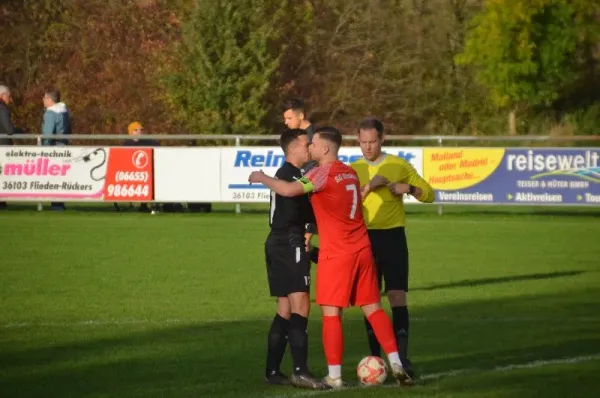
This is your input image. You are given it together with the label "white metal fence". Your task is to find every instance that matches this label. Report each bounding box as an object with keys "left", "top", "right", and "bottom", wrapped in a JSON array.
[
  {"left": 2, "top": 133, "right": 600, "bottom": 145},
  {"left": 0, "top": 134, "right": 600, "bottom": 214}
]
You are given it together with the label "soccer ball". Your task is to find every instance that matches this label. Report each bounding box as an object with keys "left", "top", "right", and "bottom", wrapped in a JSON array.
[{"left": 357, "top": 356, "right": 388, "bottom": 385}]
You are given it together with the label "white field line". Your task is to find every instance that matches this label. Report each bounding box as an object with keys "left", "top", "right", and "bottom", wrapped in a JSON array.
[
  {"left": 2, "top": 316, "right": 599, "bottom": 329},
  {"left": 265, "top": 353, "right": 600, "bottom": 398}
]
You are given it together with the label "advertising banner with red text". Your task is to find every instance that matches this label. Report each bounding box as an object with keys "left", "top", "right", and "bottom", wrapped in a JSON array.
[
  {"left": 0, "top": 146, "right": 153, "bottom": 202},
  {"left": 103, "top": 147, "right": 153, "bottom": 201}
]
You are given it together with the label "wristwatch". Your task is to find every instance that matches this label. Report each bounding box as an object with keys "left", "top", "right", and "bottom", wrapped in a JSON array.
[
  {"left": 408, "top": 185, "right": 417, "bottom": 196},
  {"left": 305, "top": 223, "right": 317, "bottom": 234}
]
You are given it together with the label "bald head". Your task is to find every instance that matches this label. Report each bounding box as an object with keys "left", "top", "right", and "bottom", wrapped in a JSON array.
[{"left": 0, "top": 85, "right": 11, "bottom": 105}]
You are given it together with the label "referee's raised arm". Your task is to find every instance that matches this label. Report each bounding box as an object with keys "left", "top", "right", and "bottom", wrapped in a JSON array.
[{"left": 350, "top": 117, "right": 435, "bottom": 379}]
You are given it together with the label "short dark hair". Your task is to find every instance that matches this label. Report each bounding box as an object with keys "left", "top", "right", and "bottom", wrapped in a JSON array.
[
  {"left": 358, "top": 118, "right": 384, "bottom": 139},
  {"left": 282, "top": 98, "right": 306, "bottom": 114},
  {"left": 45, "top": 89, "right": 61, "bottom": 103},
  {"left": 314, "top": 126, "right": 342, "bottom": 148},
  {"left": 280, "top": 128, "right": 307, "bottom": 154}
]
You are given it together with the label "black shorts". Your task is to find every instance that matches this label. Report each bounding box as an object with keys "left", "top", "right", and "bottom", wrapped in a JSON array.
[
  {"left": 367, "top": 227, "right": 409, "bottom": 292},
  {"left": 265, "top": 237, "right": 310, "bottom": 297}
]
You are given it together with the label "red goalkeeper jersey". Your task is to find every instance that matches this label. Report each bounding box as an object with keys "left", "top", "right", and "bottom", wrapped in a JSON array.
[{"left": 302, "top": 161, "right": 371, "bottom": 258}]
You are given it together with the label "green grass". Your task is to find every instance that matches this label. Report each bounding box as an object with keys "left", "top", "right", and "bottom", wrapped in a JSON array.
[{"left": 1, "top": 206, "right": 600, "bottom": 397}]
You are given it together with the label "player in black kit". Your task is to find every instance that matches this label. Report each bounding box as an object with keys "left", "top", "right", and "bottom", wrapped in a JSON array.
[
  {"left": 263, "top": 128, "right": 323, "bottom": 390},
  {"left": 281, "top": 99, "right": 320, "bottom": 264}
]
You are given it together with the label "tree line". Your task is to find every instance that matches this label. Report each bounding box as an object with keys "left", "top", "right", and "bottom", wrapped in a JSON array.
[{"left": 1, "top": 0, "right": 598, "bottom": 137}]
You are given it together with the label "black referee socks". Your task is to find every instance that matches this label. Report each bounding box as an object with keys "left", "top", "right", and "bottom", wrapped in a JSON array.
[
  {"left": 392, "top": 306, "right": 409, "bottom": 358},
  {"left": 288, "top": 313, "right": 309, "bottom": 374},
  {"left": 266, "top": 313, "right": 289, "bottom": 375}
]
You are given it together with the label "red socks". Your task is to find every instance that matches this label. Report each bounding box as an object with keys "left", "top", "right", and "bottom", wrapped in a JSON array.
[
  {"left": 367, "top": 309, "right": 398, "bottom": 355},
  {"left": 322, "top": 310, "right": 397, "bottom": 367},
  {"left": 322, "top": 315, "right": 343, "bottom": 365}
]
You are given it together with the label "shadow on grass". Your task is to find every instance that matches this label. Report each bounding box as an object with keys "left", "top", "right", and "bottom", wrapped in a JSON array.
[
  {"left": 405, "top": 205, "right": 600, "bottom": 219},
  {"left": 306, "top": 270, "right": 587, "bottom": 302},
  {"left": 0, "top": 320, "right": 281, "bottom": 398},
  {"left": 1, "top": 289, "right": 599, "bottom": 397},
  {"left": 2, "top": 203, "right": 600, "bottom": 218},
  {"left": 413, "top": 270, "right": 586, "bottom": 292},
  {"left": 0, "top": 202, "right": 270, "bottom": 215}
]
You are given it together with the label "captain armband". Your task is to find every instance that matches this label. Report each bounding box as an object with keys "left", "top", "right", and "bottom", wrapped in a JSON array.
[{"left": 298, "top": 176, "right": 314, "bottom": 193}]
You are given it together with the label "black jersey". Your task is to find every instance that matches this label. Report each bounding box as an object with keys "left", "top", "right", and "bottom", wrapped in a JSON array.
[
  {"left": 305, "top": 123, "right": 315, "bottom": 143},
  {"left": 268, "top": 162, "right": 315, "bottom": 245},
  {"left": 300, "top": 123, "right": 318, "bottom": 174}
]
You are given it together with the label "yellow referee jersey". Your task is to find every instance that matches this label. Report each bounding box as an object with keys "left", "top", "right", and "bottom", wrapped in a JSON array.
[{"left": 351, "top": 153, "right": 434, "bottom": 229}]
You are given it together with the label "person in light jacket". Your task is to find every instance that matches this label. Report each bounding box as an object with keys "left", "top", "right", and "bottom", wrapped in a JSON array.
[
  {"left": 42, "top": 89, "right": 71, "bottom": 146},
  {"left": 42, "top": 89, "right": 71, "bottom": 210}
]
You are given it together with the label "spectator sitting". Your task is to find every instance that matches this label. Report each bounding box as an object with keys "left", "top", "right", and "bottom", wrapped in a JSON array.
[
  {"left": 114, "top": 121, "right": 159, "bottom": 213},
  {"left": 125, "top": 122, "right": 159, "bottom": 147}
]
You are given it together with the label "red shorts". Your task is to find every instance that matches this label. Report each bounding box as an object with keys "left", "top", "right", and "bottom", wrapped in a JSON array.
[{"left": 316, "top": 246, "right": 380, "bottom": 308}]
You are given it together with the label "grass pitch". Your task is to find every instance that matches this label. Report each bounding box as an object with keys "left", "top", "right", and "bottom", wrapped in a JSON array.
[{"left": 1, "top": 205, "right": 599, "bottom": 397}]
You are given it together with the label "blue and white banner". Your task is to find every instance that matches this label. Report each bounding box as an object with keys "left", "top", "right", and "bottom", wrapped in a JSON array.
[
  {"left": 424, "top": 148, "right": 600, "bottom": 204},
  {"left": 220, "top": 146, "right": 424, "bottom": 203}
]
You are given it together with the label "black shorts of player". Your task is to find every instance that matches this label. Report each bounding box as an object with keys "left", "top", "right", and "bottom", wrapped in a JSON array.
[
  {"left": 367, "top": 227, "right": 409, "bottom": 292},
  {"left": 265, "top": 235, "right": 311, "bottom": 297}
]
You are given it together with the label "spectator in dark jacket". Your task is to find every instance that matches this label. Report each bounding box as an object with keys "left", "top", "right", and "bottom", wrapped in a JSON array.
[
  {"left": 114, "top": 122, "right": 159, "bottom": 213},
  {"left": 0, "top": 85, "right": 16, "bottom": 209},
  {"left": 282, "top": 98, "right": 315, "bottom": 142},
  {"left": 125, "top": 122, "right": 159, "bottom": 147},
  {"left": 0, "top": 85, "right": 15, "bottom": 146}
]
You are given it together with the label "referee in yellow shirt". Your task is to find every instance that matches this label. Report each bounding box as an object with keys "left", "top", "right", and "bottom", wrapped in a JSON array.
[{"left": 351, "top": 118, "right": 434, "bottom": 377}]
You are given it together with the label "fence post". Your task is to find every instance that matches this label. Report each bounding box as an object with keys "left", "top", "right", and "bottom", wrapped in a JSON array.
[
  {"left": 437, "top": 137, "right": 443, "bottom": 216},
  {"left": 234, "top": 136, "right": 242, "bottom": 214},
  {"left": 36, "top": 135, "right": 43, "bottom": 212}
]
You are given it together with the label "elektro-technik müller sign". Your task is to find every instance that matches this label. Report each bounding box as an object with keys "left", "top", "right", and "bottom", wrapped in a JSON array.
[
  {"left": 423, "top": 148, "right": 600, "bottom": 205},
  {"left": 0, "top": 146, "right": 154, "bottom": 201}
]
